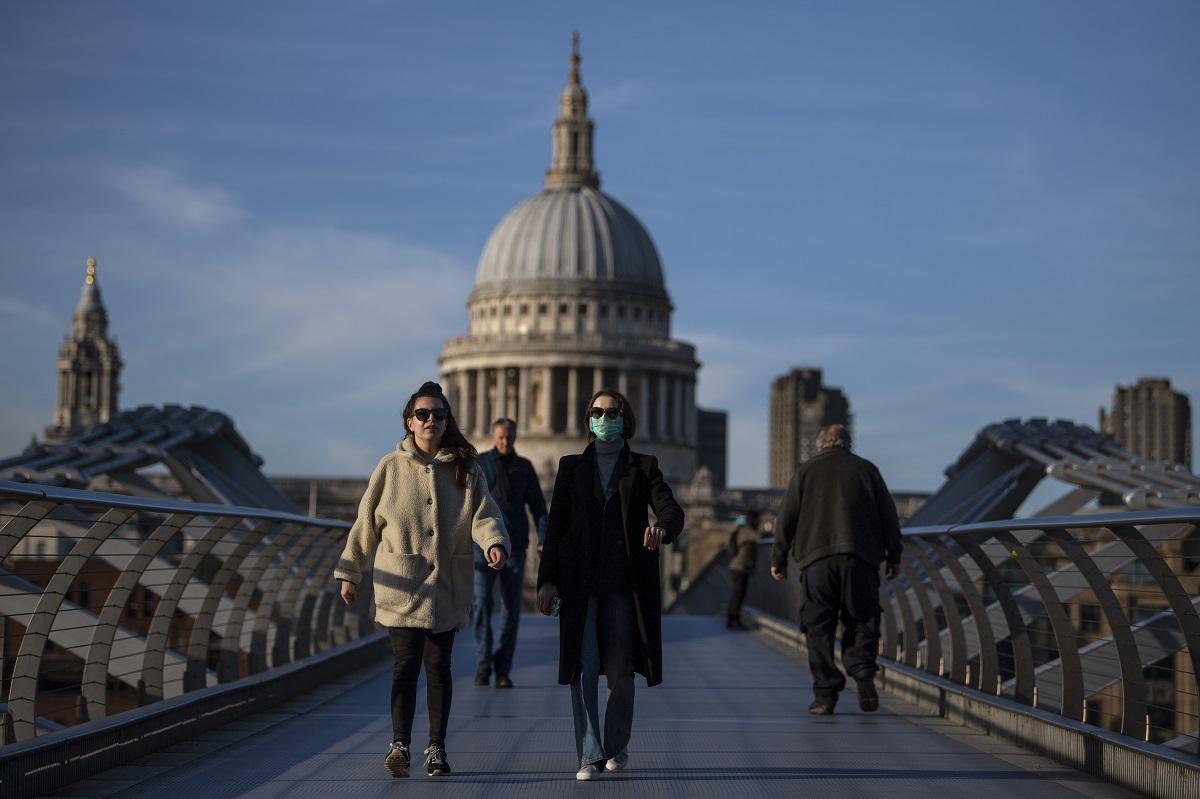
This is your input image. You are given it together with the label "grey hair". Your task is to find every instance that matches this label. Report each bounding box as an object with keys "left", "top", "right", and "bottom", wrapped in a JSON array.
[
  {"left": 492, "top": 417, "right": 517, "bottom": 435},
  {"left": 816, "top": 424, "right": 851, "bottom": 452}
]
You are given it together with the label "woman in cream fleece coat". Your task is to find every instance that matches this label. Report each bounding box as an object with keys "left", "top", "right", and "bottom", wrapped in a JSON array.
[{"left": 335, "top": 381, "right": 509, "bottom": 779}]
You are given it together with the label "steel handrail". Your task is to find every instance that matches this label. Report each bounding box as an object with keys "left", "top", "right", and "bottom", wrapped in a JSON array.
[{"left": 0, "top": 481, "right": 362, "bottom": 745}]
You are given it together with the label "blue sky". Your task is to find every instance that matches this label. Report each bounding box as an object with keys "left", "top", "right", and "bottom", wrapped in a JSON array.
[{"left": 1, "top": 1, "right": 1197, "bottom": 491}]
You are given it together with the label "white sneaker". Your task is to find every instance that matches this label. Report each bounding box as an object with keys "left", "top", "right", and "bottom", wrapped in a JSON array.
[
  {"left": 576, "top": 764, "right": 602, "bottom": 781},
  {"left": 604, "top": 751, "right": 628, "bottom": 772}
]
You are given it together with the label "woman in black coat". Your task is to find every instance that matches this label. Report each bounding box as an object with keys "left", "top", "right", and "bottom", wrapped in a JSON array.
[{"left": 536, "top": 388, "right": 684, "bottom": 781}]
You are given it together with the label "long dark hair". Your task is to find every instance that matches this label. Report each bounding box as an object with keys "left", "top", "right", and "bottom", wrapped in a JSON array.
[
  {"left": 584, "top": 388, "right": 637, "bottom": 442},
  {"left": 403, "top": 381, "right": 478, "bottom": 488}
]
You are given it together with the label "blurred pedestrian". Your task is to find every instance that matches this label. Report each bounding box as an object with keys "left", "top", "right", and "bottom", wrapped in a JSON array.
[
  {"left": 726, "top": 511, "right": 761, "bottom": 629},
  {"left": 472, "top": 417, "right": 548, "bottom": 688}
]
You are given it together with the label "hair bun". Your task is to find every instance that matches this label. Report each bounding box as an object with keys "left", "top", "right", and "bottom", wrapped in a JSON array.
[{"left": 418, "top": 381, "right": 443, "bottom": 394}]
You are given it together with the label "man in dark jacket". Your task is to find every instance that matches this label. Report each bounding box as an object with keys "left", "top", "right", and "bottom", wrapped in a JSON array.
[
  {"left": 473, "top": 417, "right": 548, "bottom": 688},
  {"left": 771, "top": 424, "right": 902, "bottom": 715},
  {"left": 726, "top": 511, "right": 760, "bottom": 629}
]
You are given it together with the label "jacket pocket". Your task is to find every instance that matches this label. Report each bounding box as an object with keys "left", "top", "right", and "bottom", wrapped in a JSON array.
[
  {"left": 451, "top": 554, "right": 474, "bottom": 616},
  {"left": 373, "top": 551, "right": 426, "bottom": 617}
]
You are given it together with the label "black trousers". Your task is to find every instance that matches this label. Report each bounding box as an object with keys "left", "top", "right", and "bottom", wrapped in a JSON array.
[
  {"left": 799, "top": 554, "right": 881, "bottom": 701},
  {"left": 727, "top": 569, "right": 750, "bottom": 621},
  {"left": 388, "top": 627, "right": 455, "bottom": 746}
]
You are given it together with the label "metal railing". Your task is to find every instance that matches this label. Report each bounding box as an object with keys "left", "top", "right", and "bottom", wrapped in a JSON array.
[
  {"left": 0, "top": 480, "right": 371, "bottom": 744},
  {"left": 744, "top": 507, "right": 1200, "bottom": 756}
]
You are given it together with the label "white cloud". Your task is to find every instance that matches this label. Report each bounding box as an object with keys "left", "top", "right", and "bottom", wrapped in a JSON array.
[
  {"left": 106, "top": 166, "right": 246, "bottom": 230},
  {"left": 0, "top": 295, "right": 58, "bottom": 327},
  {"left": 158, "top": 226, "right": 470, "bottom": 379}
]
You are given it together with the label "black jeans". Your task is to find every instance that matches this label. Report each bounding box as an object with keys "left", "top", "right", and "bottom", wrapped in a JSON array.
[
  {"left": 799, "top": 554, "right": 881, "bottom": 702},
  {"left": 388, "top": 627, "right": 455, "bottom": 747},
  {"left": 727, "top": 569, "right": 750, "bottom": 621}
]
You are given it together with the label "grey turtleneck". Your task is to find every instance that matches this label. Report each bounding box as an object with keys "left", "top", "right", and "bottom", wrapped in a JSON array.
[{"left": 595, "top": 437, "right": 623, "bottom": 497}]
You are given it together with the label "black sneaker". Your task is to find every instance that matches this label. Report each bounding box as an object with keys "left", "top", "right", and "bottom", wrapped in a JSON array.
[
  {"left": 495, "top": 674, "right": 514, "bottom": 688},
  {"left": 856, "top": 676, "right": 879, "bottom": 712},
  {"left": 384, "top": 741, "right": 410, "bottom": 778},
  {"left": 808, "top": 699, "right": 835, "bottom": 715},
  {"left": 474, "top": 667, "right": 490, "bottom": 686},
  {"left": 425, "top": 744, "right": 451, "bottom": 776}
]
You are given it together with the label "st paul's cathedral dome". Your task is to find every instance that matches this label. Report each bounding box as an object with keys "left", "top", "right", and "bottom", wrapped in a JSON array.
[{"left": 440, "top": 35, "right": 700, "bottom": 488}]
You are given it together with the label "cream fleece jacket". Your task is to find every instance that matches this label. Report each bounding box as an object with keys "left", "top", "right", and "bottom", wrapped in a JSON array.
[{"left": 334, "top": 437, "right": 510, "bottom": 632}]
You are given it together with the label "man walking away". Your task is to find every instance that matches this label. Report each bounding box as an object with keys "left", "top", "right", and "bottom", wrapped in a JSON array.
[
  {"left": 473, "top": 417, "right": 548, "bottom": 688},
  {"left": 770, "top": 424, "right": 902, "bottom": 715},
  {"left": 726, "top": 511, "right": 760, "bottom": 629}
]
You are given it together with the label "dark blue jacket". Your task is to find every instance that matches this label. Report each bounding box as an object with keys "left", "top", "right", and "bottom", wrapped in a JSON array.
[{"left": 478, "top": 448, "right": 548, "bottom": 554}]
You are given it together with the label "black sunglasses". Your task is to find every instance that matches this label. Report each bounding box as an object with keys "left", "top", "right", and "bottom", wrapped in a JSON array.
[
  {"left": 588, "top": 407, "right": 623, "bottom": 420},
  {"left": 413, "top": 408, "right": 449, "bottom": 422}
]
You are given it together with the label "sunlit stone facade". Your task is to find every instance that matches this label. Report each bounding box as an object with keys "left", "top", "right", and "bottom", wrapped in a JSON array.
[{"left": 439, "top": 38, "right": 699, "bottom": 486}]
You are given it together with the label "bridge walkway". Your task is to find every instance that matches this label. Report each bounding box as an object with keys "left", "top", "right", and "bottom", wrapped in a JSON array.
[{"left": 39, "top": 616, "right": 1140, "bottom": 798}]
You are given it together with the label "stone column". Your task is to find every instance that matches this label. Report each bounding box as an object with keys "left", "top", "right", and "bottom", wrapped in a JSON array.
[
  {"left": 639, "top": 372, "right": 650, "bottom": 433},
  {"left": 497, "top": 366, "right": 509, "bottom": 421},
  {"left": 674, "top": 375, "right": 686, "bottom": 441},
  {"left": 567, "top": 366, "right": 579, "bottom": 434},
  {"left": 475, "top": 368, "right": 488, "bottom": 435},
  {"left": 656, "top": 373, "right": 668, "bottom": 442},
  {"left": 686, "top": 378, "right": 698, "bottom": 445},
  {"left": 617, "top": 369, "right": 628, "bottom": 398},
  {"left": 594, "top": 367, "right": 604, "bottom": 394},
  {"left": 518, "top": 366, "right": 531, "bottom": 432},
  {"left": 539, "top": 366, "right": 553, "bottom": 433},
  {"left": 457, "top": 372, "right": 470, "bottom": 433}
]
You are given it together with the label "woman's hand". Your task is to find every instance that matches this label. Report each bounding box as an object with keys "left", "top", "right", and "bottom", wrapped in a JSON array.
[
  {"left": 487, "top": 544, "right": 507, "bottom": 570},
  {"left": 643, "top": 526, "right": 665, "bottom": 550},
  {"left": 536, "top": 582, "right": 559, "bottom": 615},
  {"left": 339, "top": 580, "right": 357, "bottom": 606}
]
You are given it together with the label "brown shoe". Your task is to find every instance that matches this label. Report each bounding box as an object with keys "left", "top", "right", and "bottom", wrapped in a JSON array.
[
  {"left": 808, "top": 699, "right": 835, "bottom": 715},
  {"left": 495, "top": 674, "right": 514, "bottom": 688},
  {"left": 474, "top": 667, "right": 490, "bottom": 686}
]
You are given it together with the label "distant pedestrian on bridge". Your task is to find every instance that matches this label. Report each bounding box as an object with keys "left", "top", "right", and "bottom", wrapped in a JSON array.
[
  {"left": 770, "top": 424, "right": 902, "bottom": 716},
  {"left": 335, "top": 381, "right": 510, "bottom": 779},
  {"left": 472, "top": 416, "right": 548, "bottom": 688},
  {"left": 726, "top": 511, "right": 761, "bottom": 629},
  {"left": 536, "top": 388, "right": 685, "bottom": 781}
]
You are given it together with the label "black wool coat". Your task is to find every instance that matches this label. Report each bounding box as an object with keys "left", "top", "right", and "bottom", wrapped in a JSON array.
[{"left": 536, "top": 443, "right": 685, "bottom": 687}]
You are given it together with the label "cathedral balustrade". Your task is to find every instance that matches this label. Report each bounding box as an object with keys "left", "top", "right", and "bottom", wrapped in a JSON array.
[
  {"left": 0, "top": 480, "right": 374, "bottom": 746},
  {"left": 440, "top": 332, "right": 696, "bottom": 358}
]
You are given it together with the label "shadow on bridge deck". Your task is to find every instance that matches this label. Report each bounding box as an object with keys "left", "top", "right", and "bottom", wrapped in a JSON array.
[{"left": 42, "top": 616, "right": 1139, "bottom": 799}]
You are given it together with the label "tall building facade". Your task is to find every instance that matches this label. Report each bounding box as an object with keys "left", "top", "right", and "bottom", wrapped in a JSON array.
[
  {"left": 45, "top": 257, "right": 122, "bottom": 443},
  {"left": 438, "top": 37, "right": 700, "bottom": 486},
  {"left": 1100, "top": 377, "right": 1192, "bottom": 470},
  {"left": 768, "top": 367, "right": 850, "bottom": 488},
  {"left": 697, "top": 408, "right": 728, "bottom": 490}
]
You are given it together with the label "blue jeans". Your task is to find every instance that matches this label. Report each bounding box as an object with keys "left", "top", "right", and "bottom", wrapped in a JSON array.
[
  {"left": 570, "top": 591, "right": 636, "bottom": 767},
  {"left": 471, "top": 548, "right": 526, "bottom": 676}
]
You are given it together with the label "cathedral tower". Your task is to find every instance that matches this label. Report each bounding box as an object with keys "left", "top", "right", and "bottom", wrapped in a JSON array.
[{"left": 46, "top": 257, "right": 122, "bottom": 442}]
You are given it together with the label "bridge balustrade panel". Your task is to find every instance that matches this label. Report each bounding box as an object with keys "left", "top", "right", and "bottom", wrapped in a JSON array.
[{"left": 0, "top": 481, "right": 372, "bottom": 745}]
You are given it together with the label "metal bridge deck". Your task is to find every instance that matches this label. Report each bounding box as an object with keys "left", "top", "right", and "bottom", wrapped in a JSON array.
[{"left": 39, "top": 616, "right": 1138, "bottom": 799}]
